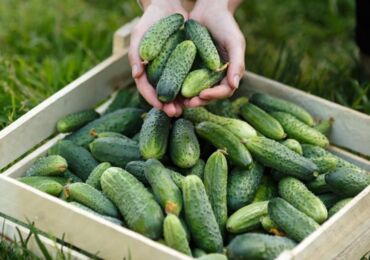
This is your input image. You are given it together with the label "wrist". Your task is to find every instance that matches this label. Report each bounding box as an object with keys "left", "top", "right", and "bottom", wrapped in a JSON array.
[
  {"left": 141, "top": 0, "right": 183, "bottom": 11},
  {"left": 196, "top": 0, "right": 242, "bottom": 13}
]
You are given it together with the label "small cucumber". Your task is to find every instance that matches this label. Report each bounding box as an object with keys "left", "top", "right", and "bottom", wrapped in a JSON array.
[
  {"left": 18, "top": 176, "right": 66, "bottom": 196},
  {"left": 25, "top": 155, "right": 67, "bottom": 177},
  {"left": 104, "top": 87, "right": 135, "bottom": 114},
  {"left": 314, "top": 118, "right": 334, "bottom": 136},
  {"left": 260, "top": 215, "right": 285, "bottom": 236},
  {"left": 85, "top": 162, "right": 111, "bottom": 190},
  {"left": 306, "top": 174, "right": 331, "bottom": 194},
  {"left": 281, "top": 139, "right": 303, "bottom": 155},
  {"left": 328, "top": 198, "right": 352, "bottom": 217},
  {"left": 317, "top": 193, "right": 341, "bottom": 209},
  {"left": 163, "top": 214, "right": 192, "bottom": 256},
  {"left": 182, "top": 159, "right": 205, "bottom": 179},
  {"left": 310, "top": 156, "right": 337, "bottom": 173},
  {"left": 57, "top": 109, "right": 99, "bottom": 133},
  {"left": 125, "top": 160, "right": 148, "bottom": 185},
  {"left": 252, "top": 175, "right": 278, "bottom": 203}
]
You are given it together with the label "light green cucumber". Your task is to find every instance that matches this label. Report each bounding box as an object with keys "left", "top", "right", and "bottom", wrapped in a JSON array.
[
  {"left": 18, "top": 176, "right": 66, "bottom": 196},
  {"left": 314, "top": 118, "right": 334, "bottom": 136},
  {"left": 310, "top": 156, "right": 337, "bottom": 173},
  {"left": 57, "top": 109, "right": 99, "bottom": 133},
  {"left": 163, "top": 214, "right": 192, "bottom": 256},
  {"left": 85, "top": 162, "right": 111, "bottom": 190},
  {"left": 25, "top": 155, "right": 67, "bottom": 177},
  {"left": 328, "top": 198, "right": 352, "bottom": 217},
  {"left": 281, "top": 139, "right": 303, "bottom": 155},
  {"left": 260, "top": 215, "right": 285, "bottom": 236},
  {"left": 231, "top": 97, "right": 249, "bottom": 116}
]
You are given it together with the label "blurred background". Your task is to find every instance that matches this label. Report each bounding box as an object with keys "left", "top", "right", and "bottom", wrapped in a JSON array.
[{"left": 0, "top": 0, "right": 368, "bottom": 130}]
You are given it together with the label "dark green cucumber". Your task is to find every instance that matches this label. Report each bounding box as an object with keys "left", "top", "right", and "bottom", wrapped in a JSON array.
[
  {"left": 317, "top": 193, "right": 341, "bottom": 209},
  {"left": 204, "top": 150, "right": 228, "bottom": 237},
  {"left": 310, "top": 156, "right": 337, "bottom": 173},
  {"left": 139, "top": 13, "right": 184, "bottom": 61},
  {"left": 271, "top": 112, "right": 329, "bottom": 147},
  {"left": 240, "top": 103, "right": 286, "bottom": 140},
  {"left": 89, "top": 137, "right": 141, "bottom": 168},
  {"left": 147, "top": 31, "right": 184, "bottom": 85},
  {"left": 170, "top": 119, "right": 200, "bottom": 168},
  {"left": 57, "top": 109, "right": 99, "bottom": 133},
  {"left": 139, "top": 108, "right": 171, "bottom": 159},
  {"left": 63, "top": 170, "right": 82, "bottom": 183},
  {"left": 157, "top": 40, "right": 197, "bottom": 102},
  {"left": 314, "top": 118, "right": 334, "bottom": 136},
  {"left": 281, "top": 139, "right": 303, "bottom": 155},
  {"left": 325, "top": 168, "right": 370, "bottom": 197},
  {"left": 18, "top": 176, "right": 66, "bottom": 196},
  {"left": 279, "top": 177, "right": 327, "bottom": 223},
  {"left": 145, "top": 159, "right": 183, "bottom": 216},
  {"left": 227, "top": 233, "right": 296, "bottom": 260},
  {"left": 163, "top": 214, "right": 192, "bottom": 256},
  {"left": 195, "top": 121, "right": 252, "bottom": 167},
  {"left": 306, "top": 174, "right": 331, "bottom": 194},
  {"left": 101, "top": 167, "right": 164, "bottom": 239},
  {"left": 328, "top": 198, "right": 352, "bottom": 217},
  {"left": 260, "top": 215, "right": 285, "bottom": 236},
  {"left": 48, "top": 140, "right": 98, "bottom": 181},
  {"left": 227, "top": 163, "right": 263, "bottom": 212},
  {"left": 268, "top": 198, "right": 320, "bottom": 242},
  {"left": 182, "top": 175, "right": 223, "bottom": 253},
  {"left": 25, "top": 155, "right": 67, "bottom": 177},
  {"left": 125, "top": 160, "right": 148, "bottom": 185},
  {"left": 245, "top": 136, "right": 318, "bottom": 180},
  {"left": 85, "top": 162, "right": 111, "bottom": 190},
  {"left": 104, "top": 87, "right": 135, "bottom": 114},
  {"left": 252, "top": 175, "right": 278, "bottom": 203},
  {"left": 206, "top": 99, "right": 238, "bottom": 118},
  {"left": 66, "top": 108, "right": 144, "bottom": 147},
  {"left": 226, "top": 201, "right": 268, "bottom": 233},
  {"left": 64, "top": 182, "right": 119, "bottom": 218},
  {"left": 250, "top": 93, "right": 314, "bottom": 126},
  {"left": 182, "top": 159, "right": 205, "bottom": 180},
  {"left": 185, "top": 19, "right": 221, "bottom": 71}
]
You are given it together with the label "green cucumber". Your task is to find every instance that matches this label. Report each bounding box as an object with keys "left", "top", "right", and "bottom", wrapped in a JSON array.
[
  {"left": 163, "top": 214, "right": 192, "bottom": 256},
  {"left": 317, "top": 193, "right": 341, "bottom": 209},
  {"left": 281, "top": 139, "right": 303, "bottom": 155},
  {"left": 231, "top": 97, "right": 249, "bottom": 116},
  {"left": 250, "top": 93, "right": 314, "bottom": 126},
  {"left": 328, "top": 198, "right": 352, "bottom": 217},
  {"left": 157, "top": 40, "right": 197, "bottom": 102},
  {"left": 268, "top": 198, "right": 320, "bottom": 242},
  {"left": 139, "top": 108, "right": 171, "bottom": 159},
  {"left": 206, "top": 99, "right": 238, "bottom": 118},
  {"left": 310, "top": 156, "right": 337, "bottom": 173},
  {"left": 104, "top": 87, "right": 135, "bottom": 114},
  {"left": 179, "top": 217, "right": 191, "bottom": 242},
  {"left": 90, "top": 131, "right": 132, "bottom": 141},
  {"left": 306, "top": 174, "right": 331, "bottom": 194},
  {"left": 182, "top": 159, "right": 205, "bottom": 179},
  {"left": 125, "top": 160, "right": 148, "bottom": 185},
  {"left": 278, "top": 177, "right": 328, "bottom": 223},
  {"left": 85, "top": 162, "right": 111, "bottom": 190},
  {"left": 260, "top": 215, "right": 285, "bottom": 236},
  {"left": 25, "top": 155, "right": 67, "bottom": 177},
  {"left": 57, "top": 109, "right": 99, "bottom": 133},
  {"left": 314, "top": 118, "right": 334, "bottom": 136},
  {"left": 252, "top": 175, "right": 278, "bottom": 203},
  {"left": 168, "top": 169, "right": 186, "bottom": 189},
  {"left": 18, "top": 176, "right": 66, "bottom": 196},
  {"left": 63, "top": 170, "right": 82, "bottom": 183},
  {"left": 226, "top": 201, "right": 268, "bottom": 233}
]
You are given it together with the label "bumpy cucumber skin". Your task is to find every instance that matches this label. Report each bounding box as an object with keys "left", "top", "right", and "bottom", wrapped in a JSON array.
[
  {"left": 182, "top": 175, "right": 223, "bottom": 253},
  {"left": 279, "top": 177, "right": 328, "bottom": 223},
  {"left": 306, "top": 174, "right": 331, "bottom": 194},
  {"left": 65, "top": 183, "right": 119, "bottom": 218},
  {"left": 145, "top": 159, "right": 183, "bottom": 216},
  {"left": 163, "top": 214, "right": 192, "bottom": 256},
  {"left": 314, "top": 118, "right": 334, "bottom": 136},
  {"left": 271, "top": 112, "right": 329, "bottom": 147},
  {"left": 139, "top": 13, "right": 184, "bottom": 61},
  {"left": 328, "top": 198, "right": 352, "bottom": 217},
  {"left": 185, "top": 19, "right": 221, "bottom": 71},
  {"left": 268, "top": 198, "right": 320, "bottom": 242},
  {"left": 66, "top": 108, "right": 144, "bottom": 147},
  {"left": 227, "top": 163, "right": 263, "bottom": 212},
  {"left": 204, "top": 151, "right": 228, "bottom": 237},
  {"left": 147, "top": 31, "right": 184, "bottom": 85},
  {"left": 226, "top": 201, "right": 268, "bottom": 234},
  {"left": 89, "top": 137, "right": 141, "bottom": 168},
  {"left": 317, "top": 193, "right": 341, "bottom": 209},
  {"left": 101, "top": 167, "right": 164, "bottom": 239},
  {"left": 57, "top": 109, "right": 99, "bottom": 133},
  {"left": 104, "top": 87, "right": 135, "bottom": 114},
  {"left": 182, "top": 159, "right": 205, "bottom": 180},
  {"left": 325, "top": 168, "right": 370, "bottom": 197},
  {"left": 25, "top": 155, "right": 68, "bottom": 177},
  {"left": 252, "top": 175, "right": 278, "bottom": 203},
  {"left": 181, "top": 68, "right": 224, "bottom": 98},
  {"left": 240, "top": 103, "right": 286, "bottom": 140},
  {"left": 157, "top": 40, "right": 197, "bottom": 102},
  {"left": 48, "top": 140, "right": 98, "bottom": 181},
  {"left": 85, "top": 162, "right": 111, "bottom": 190},
  {"left": 227, "top": 233, "right": 296, "bottom": 260},
  {"left": 19, "top": 176, "right": 65, "bottom": 196},
  {"left": 170, "top": 119, "right": 200, "bottom": 168},
  {"left": 250, "top": 93, "right": 314, "bottom": 126},
  {"left": 195, "top": 121, "right": 252, "bottom": 167},
  {"left": 206, "top": 99, "right": 238, "bottom": 118},
  {"left": 125, "top": 160, "right": 148, "bottom": 185},
  {"left": 245, "top": 136, "right": 318, "bottom": 181},
  {"left": 310, "top": 156, "right": 337, "bottom": 173},
  {"left": 139, "top": 108, "right": 171, "bottom": 159},
  {"left": 281, "top": 139, "right": 303, "bottom": 155}
]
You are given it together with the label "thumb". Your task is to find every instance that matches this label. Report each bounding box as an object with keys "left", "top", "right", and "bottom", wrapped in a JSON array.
[
  {"left": 128, "top": 27, "right": 145, "bottom": 78},
  {"left": 225, "top": 34, "right": 246, "bottom": 89}
]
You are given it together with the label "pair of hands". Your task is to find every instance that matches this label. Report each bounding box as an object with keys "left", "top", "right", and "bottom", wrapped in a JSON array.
[{"left": 129, "top": 0, "right": 245, "bottom": 117}]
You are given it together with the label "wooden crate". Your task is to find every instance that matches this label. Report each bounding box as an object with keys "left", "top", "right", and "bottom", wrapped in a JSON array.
[{"left": 0, "top": 18, "right": 369, "bottom": 259}]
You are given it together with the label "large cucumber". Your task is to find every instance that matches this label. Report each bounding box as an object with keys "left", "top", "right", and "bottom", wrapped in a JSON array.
[
  {"left": 25, "top": 155, "right": 67, "bottom": 177},
  {"left": 104, "top": 87, "right": 135, "bottom": 114},
  {"left": 328, "top": 198, "right": 352, "bottom": 217},
  {"left": 163, "top": 214, "right": 192, "bottom": 256},
  {"left": 252, "top": 175, "right": 278, "bottom": 203},
  {"left": 57, "top": 109, "right": 99, "bottom": 133},
  {"left": 85, "top": 162, "right": 111, "bottom": 190},
  {"left": 18, "top": 176, "right": 66, "bottom": 196},
  {"left": 125, "top": 160, "right": 148, "bottom": 185}
]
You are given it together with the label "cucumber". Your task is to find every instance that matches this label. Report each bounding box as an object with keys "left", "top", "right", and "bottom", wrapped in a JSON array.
[
  {"left": 90, "top": 131, "right": 132, "bottom": 141},
  {"left": 310, "top": 156, "right": 337, "bottom": 173},
  {"left": 66, "top": 108, "right": 144, "bottom": 147},
  {"left": 104, "top": 87, "right": 135, "bottom": 114},
  {"left": 147, "top": 31, "right": 184, "bottom": 85},
  {"left": 139, "top": 108, "right": 171, "bottom": 159},
  {"left": 250, "top": 93, "right": 314, "bottom": 126},
  {"left": 170, "top": 119, "right": 200, "bottom": 168},
  {"left": 317, "top": 193, "right": 341, "bottom": 209},
  {"left": 206, "top": 99, "right": 238, "bottom": 118},
  {"left": 231, "top": 97, "right": 249, "bottom": 116},
  {"left": 240, "top": 103, "right": 286, "bottom": 140},
  {"left": 306, "top": 174, "right": 331, "bottom": 194},
  {"left": 204, "top": 150, "right": 228, "bottom": 237},
  {"left": 181, "top": 68, "right": 224, "bottom": 98},
  {"left": 185, "top": 19, "right": 221, "bottom": 71},
  {"left": 314, "top": 118, "right": 334, "bottom": 136},
  {"left": 260, "top": 215, "right": 285, "bottom": 236},
  {"left": 168, "top": 169, "right": 186, "bottom": 189},
  {"left": 157, "top": 40, "right": 196, "bottom": 102},
  {"left": 101, "top": 167, "right": 164, "bottom": 239},
  {"left": 227, "top": 233, "right": 296, "bottom": 260},
  {"left": 25, "top": 155, "right": 68, "bottom": 177},
  {"left": 325, "top": 167, "right": 370, "bottom": 197},
  {"left": 226, "top": 201, "right": 268, "bottom": 233},
  {"left": 85, "top": 162, "right": 111, "bottom": 190},
  {"left": 163, "top": 214, "right": 192, "bottom": 256},
  {"left": 63, "top": 170, "right": 82, "bottom": 183},
  {"left": 227, "top": 163, "right": 263, "bottom": 212},
  {"left": 281, "top": 139, "right": 303, "bottom": 155},
  {"left": 245, "top": 136, "right": 318, "bottom": 180},
  {"left": 195, "top": 121, "right": 252, "bottom": 167},
  {"left": 179, "top": 217, "right": 191, "bottom": 242},
  {"left": 125, "top": 160, "right": 148, "bottom": 185},
  {"left": 89, "top": 137, "right": 141, "bottom": 168},
  {"left": 182, "top": 159, "right": 205, "bottom": 179},
  {"left": 328, "top": 198, "right": 352, "bottom": 217},
  {"left": 278, "top": 177, "right": 328, "bottom": 223},
  {"left": 198, "top": 254, "right": 227, "bottom": 260},
  {"left": 48, "top": 140, "right": 98, "bottom": 181},
  {"left": 268, "top": 198, "right": 320, "bottom": 242},
  {"left": 182, "top": 175, "right": 223, "bottom": 253},
  {"left": 18, "top": 176, "right": 65, "bottom": 196},
  {"left": 64, "top": 183, "right": 119, "bottom": 218},
  {"left": 252, "top": 175, "right": 278, "bottom": 203},
  {"left": 139, "top": 13, "right": 184, "bottom": 62},
  {"left": 193, "top": 248, "right": 207, "bottom": 258},
  {"left": 145, "top": 159, "right": 183, "bottom": 216},
  {"left": 57, "top": 109, "right": 99, "bottom": 133},
  {"left": 271, "top": 112, "right": 329, "bottom": 147}
]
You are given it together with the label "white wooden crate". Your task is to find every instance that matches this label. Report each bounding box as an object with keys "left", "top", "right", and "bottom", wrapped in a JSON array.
[{"left": 0, "top": 18, "right": 369, "bottom": 259}]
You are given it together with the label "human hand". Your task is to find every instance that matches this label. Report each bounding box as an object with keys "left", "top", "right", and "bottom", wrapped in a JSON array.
[{"left": 129, "top": 0, "right": 188, "bottom": 117}]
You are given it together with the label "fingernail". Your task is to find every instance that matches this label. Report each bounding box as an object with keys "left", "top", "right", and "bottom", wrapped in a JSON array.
[
  {"left": 233, "top": 75, "right": 240, "bottom": 88},
  {"left": 132, "top": 65, "right": 139, "bottom": 78}
]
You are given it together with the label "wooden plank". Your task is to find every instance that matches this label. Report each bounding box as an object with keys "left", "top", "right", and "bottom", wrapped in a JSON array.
[
  {"left": 113, "top": 18, "right": 139, "bottom": 54},
  {"left": 328, "top": 146, "right": 370, "bottom": 171}
]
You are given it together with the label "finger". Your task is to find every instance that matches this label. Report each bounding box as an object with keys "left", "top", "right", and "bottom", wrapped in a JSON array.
[
  {"left": 135, "top": 75, "right": 163, "bottom": 109},
  {"left": 225, "top": 34, "right": 246, "bottom": 89},
  {"left": 184, "top": 96, "right": 209, "bottom": 107},
  {"left": 128, "top": 27, "right": 146, "bottom": 78},
  {"left": 174, "top": 101, "right": 183, "bottom": 117},
  {"left": 163, "top": 102, "right": 177, "bottom": 117},
  {"left": 199, "top": 80, "right": 235, "bottom": 100}
]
